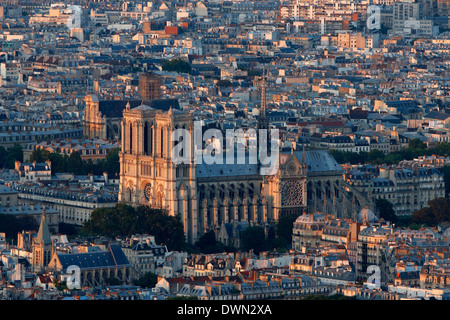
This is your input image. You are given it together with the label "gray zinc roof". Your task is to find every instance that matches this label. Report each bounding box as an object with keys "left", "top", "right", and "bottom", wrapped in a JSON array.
[
  {"left": 291, "top": 149, "right": 343, "bottom": 173},
  {"left": 57, "top": 244, "right": 130, "bottom": 270}
]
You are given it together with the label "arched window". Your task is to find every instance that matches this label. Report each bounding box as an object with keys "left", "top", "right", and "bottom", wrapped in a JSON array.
[
  {"left": 129, "top": 123, "right": 133, "bottom": 154},
  {"left": 156, "top": 191, "right": 163, "bottom": 208},
  {"left": 144, "top": 122, "right": 148, "bottom": 155},
  {"left": 160, "top": 127, "right": 164, "bottom": 156}
]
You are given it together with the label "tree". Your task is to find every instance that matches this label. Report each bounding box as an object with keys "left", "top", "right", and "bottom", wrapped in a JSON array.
[
  {"left": 408, "top": 139, "right": 426, "bottom": 150},
  {"left": 384, "top": 153, "right": 403, "bottom": 165},
  {"left": 439, "top": 165, "right": 450, "bottom": 198},
  {"left": 367, "top": 149, "right": 385, "bottom": 164},
  {"left": 104, "top": 148, "right": 120, "bottom": 175},
  {"left": 136, "top": 205, "right": 186, "bottom": 251},
  {"left": 54, "top": 279, "right": 69, "bottom": 291},
  {"left": 82, "top": 203, "right": 138, "bottom": 238},
  {"left": 434, "top": 142, "right": 450, "bottom": 157},
  {"left": 194, "top": 230, "right": 217, "bottom": 253},
  {"left": 412, "top": 198, "right": 450, "bottom": 226},
  {"left": 134, "top": 272, "right": 157, "bottom": 288},
  {"left": 17, "top": 215, "right": 39, "bottom": 233},
  {"left": 6, "top": 144, "right": 23, "bottom": 169},
  {"left": 375, "top": 199, "right": 397, "bottom": 223},
  {"left": 82, "top": 204, "right": 187, "bottom": 251},
  {"left": 241, "top": 226, "right": 266, "bottom": 254},
  {"left": 0, "top": 213, "right": 39, "bottom": 241},
  {"left": 276, "top": 213, "right": 298, "bottom": 247},
  {"left": 29, "top": 149, "right": 47, "bottom": 163},
  {"left": 47, "top": 152, "right": 67, "bottom": 173},
  {"left": 162, "top": 59, "right": 191, "bottom": 74},
  {"left": 0, "top": 146, "right": 9, "bottom": 168},
  {"left": 194, "top": 230, "right": 232, "bottom": 253},
  {"left": 105, "top": 277, "right": 122, "bottom": 286},
  {"left": 67, "top": 151, "right": 84, "bottom": 175},
  {"left": 411, "top": 207, "right": 435, "bottom": 227},
  {"left": 59, "top": 222, "right": 78, "bottom": 236}
]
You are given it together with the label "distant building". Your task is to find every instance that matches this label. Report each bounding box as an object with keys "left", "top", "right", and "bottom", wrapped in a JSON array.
[
  {"left": 13, "top": 182, "right": 117, "bottom": 227},
  {"left": 138, "top": 72, "right": 162, "bottom": 100},
  {"left": 344, "top": 165, "right": 445, "bottom": 216},
  {"left": 48, "top": 244, "right": 134, "bottom": 287},
  {"left": 23, "top": 138, "right": 120, "bottom": 162},
  {"left": 83, "top": 94, "right": 179, "bottom": 140},
  {"left": 15, "top": 161, "right": 51, "bottom": 182},
  {"left": 120, "top": 235, "right": 167, "bottom": 277}
]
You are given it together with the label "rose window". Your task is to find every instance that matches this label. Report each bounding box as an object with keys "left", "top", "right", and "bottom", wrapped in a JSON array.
[{"left": 281, "top": 180, "right": 304, "bottom": 206}]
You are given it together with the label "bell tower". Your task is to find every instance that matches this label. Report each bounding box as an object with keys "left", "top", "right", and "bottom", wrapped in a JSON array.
[
  {"left": 119, "top": 102, "right": 199, "bottom": 243},
  {"left": 32, "top": 206, "right": 53, "bottom": 272}
]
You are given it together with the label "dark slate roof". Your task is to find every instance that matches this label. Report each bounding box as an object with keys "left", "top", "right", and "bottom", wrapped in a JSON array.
[
  {"left": 109, "top": 243, "right": 131, "bottom": 265},
  {"left": 290, "top": 149, "right": 343, "bottom": 173},
  {"left": 146, "top": 98, "right": 180, "bottom": 111},
  {"left": 99, "top": 100, "right": 140, "bottom": 118},
  {"left": 57, "top": 244, "right": 130, "bottom": 270},
  {"left": 196, "top": 154, "right": 259, "bottom": 178},
  {"left": 98, "top": 99, "right": 180, "bottom": 118},
  {"left": 424, "top": 111, "right": 450, "bottom": 121},
  {"left": 385, "top": 100, "right": 418, "bottom": 109},
  {"left": 397, "top": 271, "right": 420, "bottom": 280}
]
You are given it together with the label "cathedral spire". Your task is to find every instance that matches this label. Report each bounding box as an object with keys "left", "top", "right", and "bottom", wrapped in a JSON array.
[
  {"left": 302, "top": 141, "right": 306, "bottom": 172},
  {"left": 257, "top": 65, "right": 269, "bottom": 169},
  {"left": 36, "top": 205, "right": 52, "bottom": 245},
  {"left": 258, "top": 66, "right": 268, "bottom": 131}
]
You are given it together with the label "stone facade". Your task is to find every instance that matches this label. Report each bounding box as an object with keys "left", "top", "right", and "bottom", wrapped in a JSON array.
[{"left": 118, "top": 101, "right": 314, "bottom": 244}]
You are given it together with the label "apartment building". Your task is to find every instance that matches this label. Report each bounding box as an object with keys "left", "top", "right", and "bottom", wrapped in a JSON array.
[
  {"left": 12, "top": 182, "right": 117, "bottom": 227},
  {"left": 356, "top": 223, "right": 394, "bottom": 282},
  {"left": 120, "top": 235, "right": 167, "bottom": 277},
  {"left": 344, "top": 165, "right": 445, "bottom": 216},
  {"left": 393, "top": 0, "right": 420, "bottom": 30},
  {"left": 15, "top": 161, "right": 51, "bottom": 182}
]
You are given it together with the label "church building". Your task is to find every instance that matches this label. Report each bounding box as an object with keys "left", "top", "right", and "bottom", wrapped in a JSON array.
[{"left": 117, "top": 77, "right": 322, "bottom": 244}]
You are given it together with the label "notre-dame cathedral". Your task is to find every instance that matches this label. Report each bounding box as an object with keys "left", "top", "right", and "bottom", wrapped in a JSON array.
[
  {"left": 84, "top": 73, "right": 345, "bottom": 245},
  {"left": 117, "top": 76, "right": 314, "bottom": 244}
]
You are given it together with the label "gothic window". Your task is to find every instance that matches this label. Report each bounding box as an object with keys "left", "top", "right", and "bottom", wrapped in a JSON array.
[
  {"left": 156, "top": 191, "right": 163, "bottom": 208},
  {"left": 129, "top": 123, "right": 133, "bottom": 153},
  {"left": 144, "top": 184, "right": 152, "bottom": 201},
  {"left": 144, "top": 123, "right": 148, "bottom": 155},
  {"left": 126, "top": 188, "right": 132, "bottom": 202},
  {"left": 160, "top": 127, "right": 164, "bottom": 155},
  {"left": 287, "top": 162, "right": 297, "bottom": 175},
  {"left": 281, "top": 180, "right": 304, "bottom": 206}
]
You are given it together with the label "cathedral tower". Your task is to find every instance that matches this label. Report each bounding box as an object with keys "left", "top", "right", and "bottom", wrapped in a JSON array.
[{"left": 118, "top": 102, "right": 198, "bottom": 243}]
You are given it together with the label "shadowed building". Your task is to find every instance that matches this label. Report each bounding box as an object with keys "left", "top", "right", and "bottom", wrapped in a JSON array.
[
  {"left": 83, "top": 94, "right": 179, "bottom": 140},
  {"left": 118, "top": 100, "right": 318, "bottom": 244},
  {"left": 118, "top": 77, "right": 349, "bottom": 245},
  {"left": 48, "top": 244, "right": 134, "bottom": 287},
  {"left": 139, "top": 72, "right": 162, "bottom": 100}
]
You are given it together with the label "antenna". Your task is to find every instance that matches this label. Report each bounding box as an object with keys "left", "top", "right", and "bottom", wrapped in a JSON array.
[{"left": 258, "top": 65, "right": 268, "bottom": 130}]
